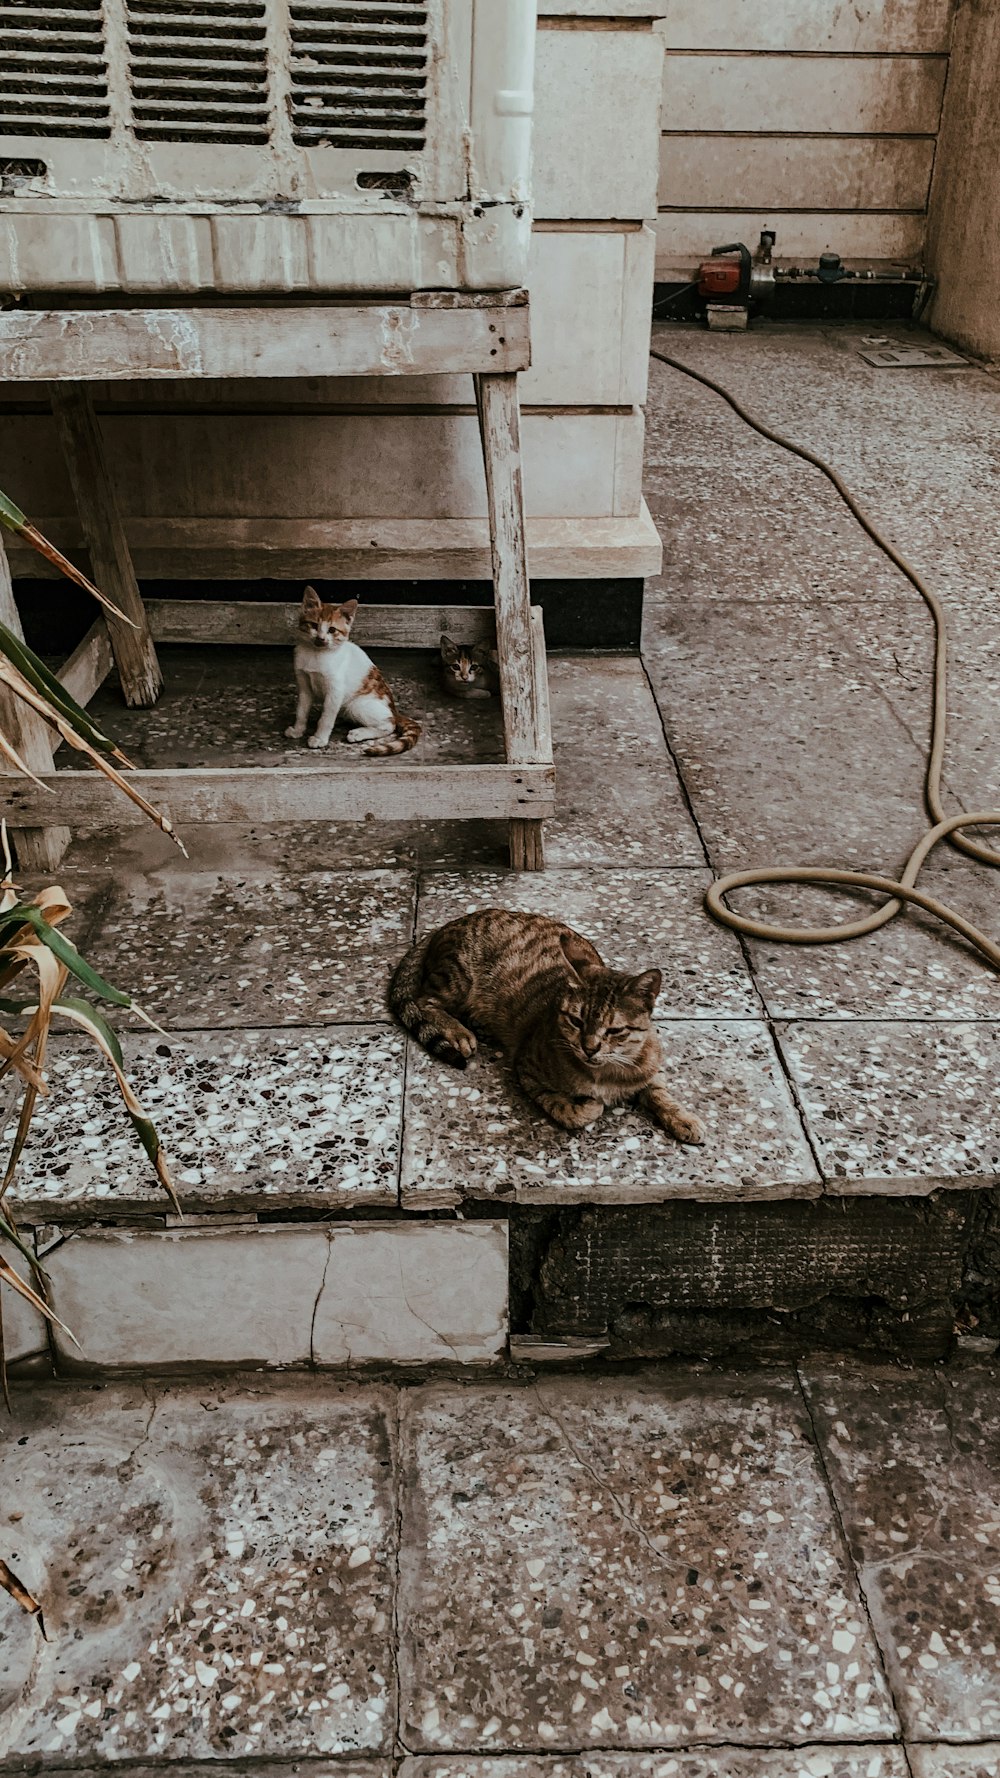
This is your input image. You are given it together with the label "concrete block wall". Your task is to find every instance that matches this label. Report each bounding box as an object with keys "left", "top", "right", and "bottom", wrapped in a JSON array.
[{"left": 655, "top": 0, "right": 959, "bottom": 277}]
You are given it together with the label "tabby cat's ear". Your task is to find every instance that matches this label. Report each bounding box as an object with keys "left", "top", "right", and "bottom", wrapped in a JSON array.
[
  {"left": 339, "top": 599, "right": 359, "bottom": 623},
  {"left": 559, "top": 929, "right": 599, "bottom": 980},
  {"left": 629, "top": 969, "right": 662, "bottom": 1010},
  {"left": 302, "top": 585, "right": 322, "bottom": 612},
  {"left": 441, "top": 634, "right": 459, "bottom": 664}
]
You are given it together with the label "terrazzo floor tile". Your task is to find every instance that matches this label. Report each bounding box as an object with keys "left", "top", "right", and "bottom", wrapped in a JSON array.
[
  {"left": 776, "top": 1020, "right": 1000, "bottom": 1188},
  {"left": 544, "top": 657, "right": 704, "bottom": 867},
  {"left": 34, "top": 1768, "right": 389, "bottom": 1778},
  {"left": 802, "top": 1365, "right": 1000, "bottom": 1742},
  {"left": 415, "top": 869, "right": 758, "bottom": 1018},
  {"left": 401, "top": 1019, "right": 818, "bottom": 1207},
  {"left": 402, "top": 1757, "right": 908, "bottom": 1778},
  {"left": 0, "top": 1378, "right": 395, "bottom": 1762},
  {"left": 641, "top": 599, "right": 935, "bottom": 877},
  {"left": 397, "top": 1374, "right": 898, "bottom": 1751},
  {"left": 4, "top": 1025, "right": 403, "bottom": 1217},
  {"left": 740, "top": 862, "right": 1000, "bottom": 1021},
  {"left": 76, "top": 647, "right": 503, "bottom": 768},
  {"left": 83, "top": 868, "right": 415, "bottom": 1028}
]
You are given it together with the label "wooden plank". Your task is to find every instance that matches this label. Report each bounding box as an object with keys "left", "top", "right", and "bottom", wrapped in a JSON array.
[
  {"left": 529, "top": 606, "right": 554, "bottom": 767},
  {"left": 7, "top": 510, "right": 666, "bottom": 581},
  {"left": 655, "top": 210, "right": 926, "bottom": 270},
  {"left": 0, "top": 534, "right": 70, "bottom": 870},
  {"left": 662, "top": 53, "right": 948, "bottom": 136},
  {"left": 659, "top": 134, "right": 936, "bottom": 212},
  {"left": 49, "top": 385, "right": 163, "bottom": 708},
  {"left": 2, "top": 763, "right": 556, "bottom": 828},
  {"left": 0, "top": 304, "right": 532, "bottom": 383},
  {"left": 658, "top": 0, "right": 957, "bottom": 54},
  {"left": 145, "top": 601, "right": 499, "bottom": 649},
  {"left": 56, "top": 617, "right": 114, "bottom": 708}
]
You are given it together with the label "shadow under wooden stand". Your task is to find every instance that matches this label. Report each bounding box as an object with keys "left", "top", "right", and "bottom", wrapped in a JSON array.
[{"left": 0, "top": 295, "right": 554, "bottom": 869}]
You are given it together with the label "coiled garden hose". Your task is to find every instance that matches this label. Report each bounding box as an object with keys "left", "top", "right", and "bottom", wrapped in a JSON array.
[{"left": 649, "top": 345, "right": 1000, "bottom": 972}]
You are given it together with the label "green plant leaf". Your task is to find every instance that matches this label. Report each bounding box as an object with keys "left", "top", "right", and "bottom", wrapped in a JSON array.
[
  {"left": 0, "top": 906, "right": 131, "bottom": 1007},
  {"left": 0, "top": 490, "right": 27, "bottom": 533},
  {"left": 0, "top": 621, "right": 123, "bottom": 758}
]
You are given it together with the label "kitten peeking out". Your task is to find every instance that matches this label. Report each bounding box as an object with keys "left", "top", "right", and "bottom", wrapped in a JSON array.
[
  {"left": 440, "top": 633, "right": 500, "bottom": 700},
  {"left": 286, "top": 588, "right": 421, "bottom": 754},
  {"left": 389, "top": 908, "right": 706, "bottom": 1143}
]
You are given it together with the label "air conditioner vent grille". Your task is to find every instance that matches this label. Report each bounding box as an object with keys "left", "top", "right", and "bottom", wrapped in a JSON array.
[
  {"left": 289, "top": 0, "right": 428, "bottom": 152},
  {"left": 0, "top": 0, "right": 111, "bottom": 139},
  {"left": 126, "top": 0, "right": 271, "bottom": 142}
]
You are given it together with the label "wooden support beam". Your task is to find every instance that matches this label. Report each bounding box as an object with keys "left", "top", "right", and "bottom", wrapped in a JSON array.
[
  {"left": 145, "top": 600, "right": 499, "bottom": 650},
  {"left": 3, "top": 763, "right": 555, "bottom": 829},
  {"left": 57, "top": 616, "right": 114, "bottom": 708},
  {"left": 49, "top": 385, "right": 163, "bottom": 708},
  {"left": 0, "top": 536, "right": 70, "bottom": 872},
  {"left": 475, "top": 371, "right": 547, "bottom": 871},
  {"left": 1, "top": 303, "right": 531, "bottom": 382}
]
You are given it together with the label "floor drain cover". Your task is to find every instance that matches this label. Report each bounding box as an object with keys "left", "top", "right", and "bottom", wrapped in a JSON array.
[{"left": 858, "top": 344, "right": 970, "bottom": 368}]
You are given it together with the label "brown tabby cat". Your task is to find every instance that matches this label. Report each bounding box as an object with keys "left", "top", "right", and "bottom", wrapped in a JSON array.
[
  {"left": 440, "top": 634, "right": 501, "bottom": 700},
  {"left": 389, "top": 908, "right": 705, "bottom": 1140}
]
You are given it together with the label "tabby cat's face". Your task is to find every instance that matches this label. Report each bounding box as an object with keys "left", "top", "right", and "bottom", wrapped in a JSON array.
[
  {"left": 557, "top": 968, "right": 661, "bottom": 1067},
  {"left": 300, "top": 589, "right": 357, "bottom": 650},
  {"left": 441, "top": 635, "right": 493, "bottom": 686}
]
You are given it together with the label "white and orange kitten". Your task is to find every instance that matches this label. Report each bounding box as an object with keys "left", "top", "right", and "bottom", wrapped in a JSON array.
[{"left": 286, "top": 588, "right": 420, "bottom": 754}]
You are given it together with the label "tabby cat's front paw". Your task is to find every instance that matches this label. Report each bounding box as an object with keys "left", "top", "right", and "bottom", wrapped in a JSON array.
[
  {"left": 667, "top": 1109, "right": 707, "bottom": 1145},
  {"left": 539, "top": 1094, "right": 603, "bottom": 1131}
]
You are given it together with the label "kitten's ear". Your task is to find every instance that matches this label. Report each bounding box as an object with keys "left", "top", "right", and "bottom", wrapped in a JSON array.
[
  {"left": 441, "top": 634, "right": 459, "bottom": 664},
  {"left": 629, "top": 968, "right": 662, "bottom": 1010},
  {"left": 559, "top": 928, "right": 599, "bottom": 980},
  {"left": 302, "top": 585, "right": 322, "bottom": 613},
  {"left": 339, "top": 599, "right": 359, "bottom": 624}
]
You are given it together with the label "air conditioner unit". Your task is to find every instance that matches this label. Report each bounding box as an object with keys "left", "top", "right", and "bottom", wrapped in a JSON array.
[{"left": 0, "top": 0, "right": 536, "bottom": 295}]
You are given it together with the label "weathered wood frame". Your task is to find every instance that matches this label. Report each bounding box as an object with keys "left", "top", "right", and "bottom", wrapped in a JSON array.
[{"left": 0, "top": 295, "right": 553, "bottom": 867}]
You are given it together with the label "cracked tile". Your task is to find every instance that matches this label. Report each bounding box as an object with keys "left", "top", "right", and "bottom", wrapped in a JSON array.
[
  {"left": 777, "top": 1020, "right": 1000, "bottom": 1188},
  {"left": 42, "top": 1222, "right": 507, "bottom": 1370},
  {"left": 415, "top": 868, "right": 758, "bottom": 1018},
  {"left": 402, "top": 1020, "right": 818, "bottom": 1207},
  {"left": 83, "top": 868, "right": 414, "bottom": 1027},
  {"left": 4, "top": 1026, "right": 403, "bottom": 1217},
  {"left": 398, "top": 1374, "right": 898, "bottom": 1751},
  {"left": 0, "top": 1377, "right": 395, "bottom": 1761},
  {"left": 802, "top": 1365, "right": 1000, "bottom": 1741}
]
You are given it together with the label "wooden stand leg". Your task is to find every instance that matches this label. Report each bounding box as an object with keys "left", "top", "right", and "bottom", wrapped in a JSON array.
[
  {"left": 0, "top": 537, "right": 70, "bottom": 873},
  {"left": 49, "top": 384, "right": 163, "bottom": 708},
  {"left": 474, "top": 371, "right": 545, "bottom": 871}
]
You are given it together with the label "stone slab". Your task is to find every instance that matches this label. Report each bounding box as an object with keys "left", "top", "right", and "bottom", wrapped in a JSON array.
[
  {"left": 42, "top": 1221, "right": 507, "bottom": 1370},
  {"left": 83, "top": 868, "right": 415, "bottom": 1028},
  {"left": 777, "top": 1020, "right": 1000, "bottom": 1189},
  {"left": 544, "top": 656, "right": 704, "bottom": 868},
  {"left": 908, "top": 1751, "right": 1000, "bottom": 1778},
  {"left": 402, "top": 1758, "right": 908, "bottom": 1778},
  {"left": 397, "top": 1375, "right": 898, "bottom": 1751},
  {"left": 415, "top": 868, "right": 759, "bottom": 1018},
  {"left": 37, "top": 1768, "right": 388, "bottom": 1778},
  {"left": 802, "top": 1365, "right": 1000, "bottom": 1742},
  {"left": 0, "top": 1378, "right": 395, "bottom": 1761},
  {"left": 641, "top": 598, "right": 935, "bottom": 879},
  {"left": 1, "top": 1242, "right": 50, "bottom": 1368},
  {"left": 4, "top": 1025, "right": 403, "bottom": 1217},
  {"left": 74, "top": 646, "right": 504, "bottom": 769},
  {"left": 741, "top": 862, "right": 1000, "bottom": 1022},
  {"left": 402, "top": 1019, "right": 819, "bottom": 1207}
]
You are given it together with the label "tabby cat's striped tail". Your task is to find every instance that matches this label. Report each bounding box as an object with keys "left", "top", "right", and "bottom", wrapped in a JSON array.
[
  {"left": 387, "top": 933, "right": 472, "bottom": 1066},
  {"left": 365, "top": 711, "right": 421, "bottom": 756}
]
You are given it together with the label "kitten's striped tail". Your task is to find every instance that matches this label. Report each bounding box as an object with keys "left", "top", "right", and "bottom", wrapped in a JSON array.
[{"left": 365, "top": 711, "right": 421, "bottom": 756}]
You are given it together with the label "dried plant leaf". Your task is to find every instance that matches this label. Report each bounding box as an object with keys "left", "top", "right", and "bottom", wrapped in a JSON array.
[
  {"left": 0, "top": 1558, "right": 47, "bottom": 1637},
  {"left": 0, "top": 1249, "right": 74, "bottom": 1344},
  {"left": 0, "top": 621, "right": 128, "bottom": 760},
  {"left": 0, "top": 487, "right": 131, "bottom": 630}
]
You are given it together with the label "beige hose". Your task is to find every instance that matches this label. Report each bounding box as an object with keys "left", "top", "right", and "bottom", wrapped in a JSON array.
[{"left": 649, "top": 345, "right": 1000, "bottom": 972}]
